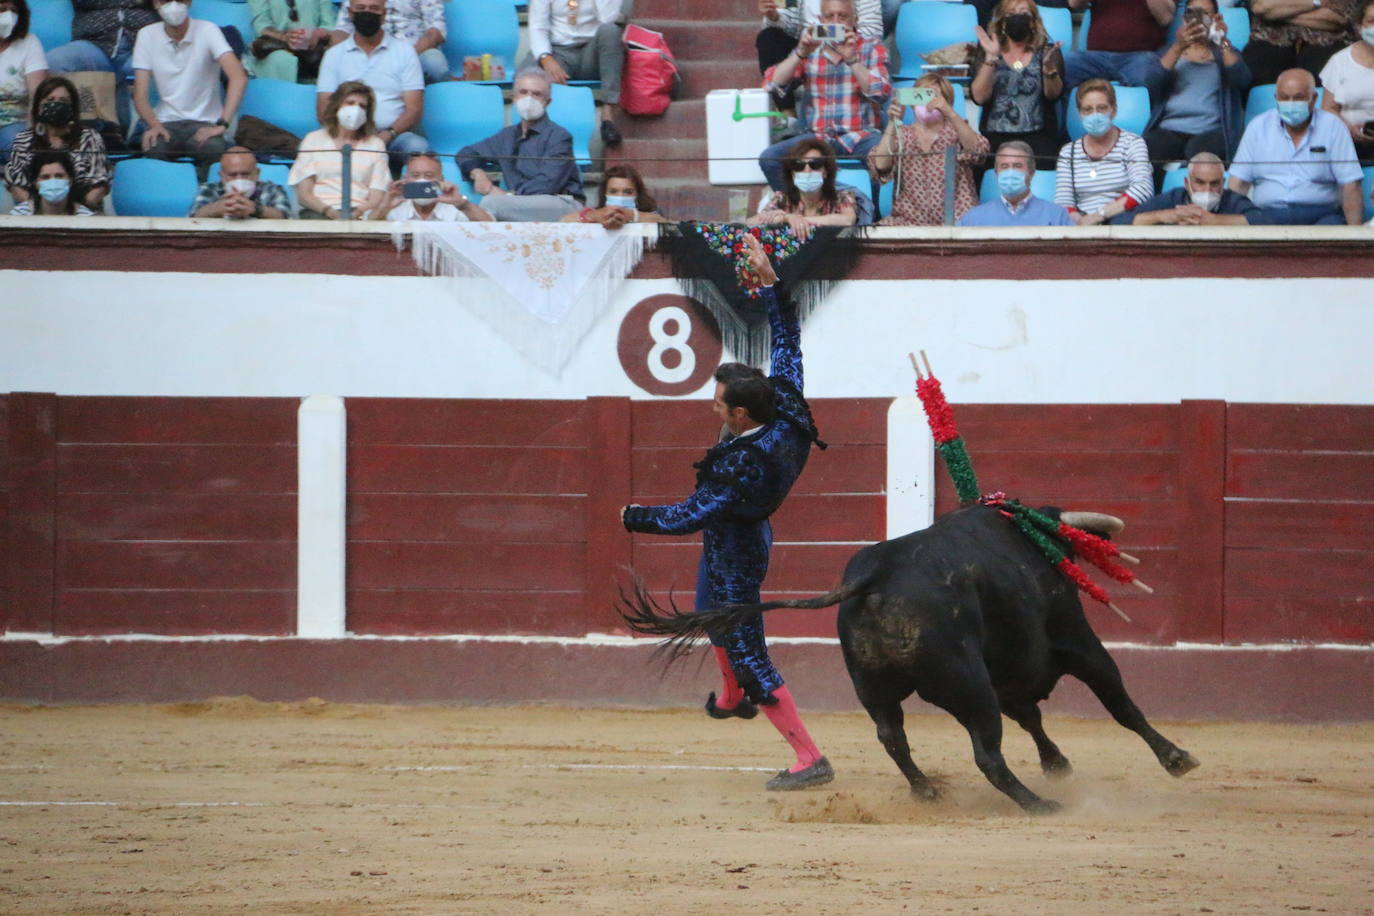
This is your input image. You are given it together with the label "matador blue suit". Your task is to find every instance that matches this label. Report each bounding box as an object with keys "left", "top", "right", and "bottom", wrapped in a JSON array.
[{"left": 621, "top": 285, "right": 823, "bottom": 704}]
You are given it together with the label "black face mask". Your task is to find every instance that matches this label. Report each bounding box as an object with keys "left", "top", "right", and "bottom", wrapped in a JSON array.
[
  {"left": 351, "top": 10, "right": 383, "bottom": 37},
  {"left": 1003, "top": 13, "right": 1033, "bottom": 42},
  {"left": 38, "top": 99, "right": 75, "bottom": 125}
]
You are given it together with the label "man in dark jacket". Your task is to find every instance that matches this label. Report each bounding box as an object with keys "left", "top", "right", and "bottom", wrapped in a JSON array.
[{"left": 1129, "top": 151, "right": 1260, "bottom": 224}]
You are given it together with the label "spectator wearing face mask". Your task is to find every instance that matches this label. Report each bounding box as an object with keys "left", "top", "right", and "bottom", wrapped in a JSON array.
[
  {"left": 1319, "top": 0, "right": 1374, "bottom": 162},
  {"left": 329, "top": 0, "right": 449, "bottom": 85},
  {"left": 957, "top": 140, "right": 1073, "bottom": 226},
  {"left": 190, "top": 146, "right": 290, "bottom": 219},
  {"left": 1054, "top": 78, "right": 1154, "bottom": 224},
  {"left": 247, "top": 0, "right": 336, "bottom": 84},
  {"left": 1228, "top": 67, "right": 1365, "bottom": 224},
  {"left": 1129, "top": 151, "right": 1260, "bottom": 224},
  {"left": 317, "top": 0, "right": 429, "bottom": 160},
  {"left": 10, "top": 149, "right": 92, "bottom": 216},
  {"left": 748, "top": 137, "right": 858, "bottom": 234},
  {"left": 869, "top": 74, "right": 988, "bottom": 226},
  {"left": 372, "top": 151, "right": 492, "bottom": 221},
  {"left": 290, "top": 80, "right": 391, "bottom": 219},
  {"left": 132, "top": 0, "right": 249, "bottom": 174},
  {"left": 758, "top": 0, "right": 891, "bottom": 191},
  {"left": 561, "top": 163, "right": 667, "bottom": 226},
  {"left": 456, "top": 68, "right": 583, "bottom": 222},
  {"left": 0, "top": 0, "right": 49, "bottom": 159},
  {"left": 969, "top": 0, "right": 1066, "bottom": 170},
  {"left": 4, "top": 76, "right": 111, "bottom": 212}
]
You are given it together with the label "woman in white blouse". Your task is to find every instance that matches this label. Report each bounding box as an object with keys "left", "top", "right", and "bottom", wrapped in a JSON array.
[
  {"left": 1054, "top": 78, "right": 1154, "bottom": 225},
  {"left": 1319, "top": 0, "right": 1374, "bottom": 162},
  {"left": 289, "top": 80, "right": 390, "bottom": 219}
]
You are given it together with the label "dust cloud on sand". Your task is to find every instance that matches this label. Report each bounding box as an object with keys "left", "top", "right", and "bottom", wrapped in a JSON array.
[{"left": 2, "top": 701, "right": 1371, "bottom": 914}]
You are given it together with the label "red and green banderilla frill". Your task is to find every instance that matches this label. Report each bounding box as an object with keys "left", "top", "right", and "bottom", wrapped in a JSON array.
[{"left": 908, "top": 351, "right": 1153, "bottom": 623}]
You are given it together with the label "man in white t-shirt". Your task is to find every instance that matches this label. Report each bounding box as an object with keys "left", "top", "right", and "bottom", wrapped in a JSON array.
[
  {"left": 132, "top": 0, "right": 248, "bottom": 173},
  {"left": 317, "top": 0, "right": 428, "bottom": 161},
  {"left": 372, "top": 151, "right": 492, "bottom": 221}
]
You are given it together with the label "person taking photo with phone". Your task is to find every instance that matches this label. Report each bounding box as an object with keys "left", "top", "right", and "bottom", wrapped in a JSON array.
[
  {"left": 372, "top": 151, "right": 492, "bottom": 221},
  {"left": 755, "top": 0, "right": 882, "bottom": 119}
]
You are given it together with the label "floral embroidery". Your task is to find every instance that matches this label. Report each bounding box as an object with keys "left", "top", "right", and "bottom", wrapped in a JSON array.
[{"left": 688, "top": 223, "right": 802, "bottom": 296}]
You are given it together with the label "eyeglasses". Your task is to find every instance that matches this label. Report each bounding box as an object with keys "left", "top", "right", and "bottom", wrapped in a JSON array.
[
  {"left": 791, "top": 159, "right": 825, "bottom": 171},
  {"left": 567, "top": 0, "right": 579, "bottom": 25}
]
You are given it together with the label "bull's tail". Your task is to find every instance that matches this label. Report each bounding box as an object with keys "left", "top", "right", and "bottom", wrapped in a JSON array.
[{"left": 617, "top": 573, "right": 872, "bottom": 664}]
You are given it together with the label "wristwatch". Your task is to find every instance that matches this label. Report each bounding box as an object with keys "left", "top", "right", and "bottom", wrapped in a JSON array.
[{"left": 214, "top": 118, "right": 229, "bottom": 128}]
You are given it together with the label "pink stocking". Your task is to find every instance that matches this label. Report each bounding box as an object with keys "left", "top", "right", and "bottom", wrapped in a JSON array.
[
  {"left": 713, "top": 647, "right": 746, "bottom": 709},
  {"left": 761, "top": 685, "right": 823, "bottom": 772}
]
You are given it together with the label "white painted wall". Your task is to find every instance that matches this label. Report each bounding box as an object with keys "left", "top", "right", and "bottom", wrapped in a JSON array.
[{"left": 3, "top": 270, "right": 1372, "bottom": 403}]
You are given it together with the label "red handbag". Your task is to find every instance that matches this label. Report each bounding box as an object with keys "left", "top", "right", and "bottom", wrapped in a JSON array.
[{"left": 620, "top": 24, "right": 679, "bottom": 117}]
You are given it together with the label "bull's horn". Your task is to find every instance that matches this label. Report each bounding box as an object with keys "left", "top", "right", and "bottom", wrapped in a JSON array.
[{"left": 1060, "top": 511, "right": 1125, "bottom": 535}]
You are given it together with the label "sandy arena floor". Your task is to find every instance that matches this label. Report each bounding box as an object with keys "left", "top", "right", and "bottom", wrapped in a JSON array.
[{"left": 1, "top": 700, "right": 1371, "bottom": 914}]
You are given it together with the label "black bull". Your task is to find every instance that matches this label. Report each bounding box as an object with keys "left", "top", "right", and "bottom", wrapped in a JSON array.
[{"left": 621, "top": 504, "right": 1200, "bottom": 813}]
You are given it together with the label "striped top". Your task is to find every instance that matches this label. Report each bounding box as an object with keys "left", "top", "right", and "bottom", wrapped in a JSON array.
[{"left": 1054, "top": 131, "right": 1154, "bottom": 214}]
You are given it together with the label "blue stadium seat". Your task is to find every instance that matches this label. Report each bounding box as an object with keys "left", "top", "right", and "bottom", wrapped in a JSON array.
[
  {"left": 111, "top": 159, "right": 201, "bottom": 216},
  {"left": 893, "top": 2, "right": 978, "bottom": 79},
  {"left": 422, "top": 82, "right": 506, "bottom": 159},
  {"left": 1039, "top": 6, "right": 1073, "bottom": 50},
  {"left": 241, "top": 78, "right": 319, "bottom": 144},
  {"left": 893, "top": 79, "right": 967, "bottom": 123},
  {"left": 1076, "top": 9, "right": 1090, "bottom": 50},
  {"left": 978, "top": 167, "right": 1057, "bottom": 203},
  {"left": 29, "top": 0, "right": 74, "bottom": 49},
  {"left": 1363, "top": 165, "right": 1374, "bottom": 222},
  {"left": 1065, "top": 84, "right": 1150, "bottom": 139},
  {"left": 443, "top": 0, "right": 520, "bottom": 83},
  {"left": 195, "top": 0, "right": 255, "bottom": 41},
  {"left": 1245, "top": 84, "right": 1324, "bottom": 126},
  {"left": 439, "top": 159, "right": 482, "bottom": 202},
  {"left": 1160, "top": 166, "right": 1229, "bottom": 193},
  {"left": 548, "top": 83, "right": 596, "bottom": 168}
]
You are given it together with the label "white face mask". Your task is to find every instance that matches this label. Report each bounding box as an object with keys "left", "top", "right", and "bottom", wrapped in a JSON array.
[
  {"left": 1189, "top": 188, "right": 1220, "bottom": 211},
  {"left": 514, "top": 96, "right": 546, "bottom": 122},
  {"left": 337, "top": 103, "right": 367, "bottom": 131},
  {"left": 158, "top": 2, "right": 190, "bottom": 27},
  {"left": 226, "top": 178, "right": 257, "bottom": 196},
  {"left": 0, "top": 10, "right": 17, "bottom": 39}
]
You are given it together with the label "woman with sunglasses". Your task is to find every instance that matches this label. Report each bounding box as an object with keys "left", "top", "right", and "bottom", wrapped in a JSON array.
[{"left": 748, "top": 137, "right": 858, "bottom": 236}]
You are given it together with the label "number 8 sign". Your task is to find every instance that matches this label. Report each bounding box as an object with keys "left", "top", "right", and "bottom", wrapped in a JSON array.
[{"left": 617, "top": 295, "right": 723, "bottom": 396}]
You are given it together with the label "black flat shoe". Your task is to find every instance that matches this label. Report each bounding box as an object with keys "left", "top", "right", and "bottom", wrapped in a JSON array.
[
  {"left": 600, "top": 119, "right": 623, "bottom": 146},
  {"left": 766, "top": 756, "right": 834, "bottom": 791},
  {"left": 705, "top": 691, "right": 758, "bottom": 720}
]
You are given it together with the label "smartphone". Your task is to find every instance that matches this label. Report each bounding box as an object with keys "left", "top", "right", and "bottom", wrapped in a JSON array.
[
  {"left": 1182, "top": 7, "right": 1207, "bottom": 27},
  {"left": 1364, "top": 120, "right": 1374, "bottom": 137},
  {"left": 402, "top": 180, "right": 441, "bottom": 200},
  {"left": 896, "top": 86, "right": 936, "bottom": 107},
  {"left": 809, "top": 22, "right": 844, "bottom": 43},
  {"left": 783, "top": 0, "right": 798, "bottom": 8}
]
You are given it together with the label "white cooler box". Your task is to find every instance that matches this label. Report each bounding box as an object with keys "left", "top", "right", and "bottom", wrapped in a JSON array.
[{"left": 706, "top": 88, "right": 772, "bottom": 185}]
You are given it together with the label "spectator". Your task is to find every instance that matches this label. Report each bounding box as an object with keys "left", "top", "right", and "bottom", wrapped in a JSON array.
[
  {"left": 189, "top": 145, "right": 291, "bottom": 219},
  {"left": 132, "top": 0, "right": 249, "bottom": 174},
  {"left": 371, "top": 151, "right": 492, "bottom": 221},
  {"left": 1144, "top": 0, "right": 1251, "bottom": 188},
  {"left": 957, "top": 139, "right": 1074, "bottom": 225},
  {"left": 748, "top": 136, "right": 859, "bottom": 233},
  {"left": 456, "top": 68, "right": 584, "bottom": 221},
  {"left": 247, "top": 0, "right": 335, "bottom": 83},
  {"left": 1228, "top": 67, "right": 1365, "bottom": 224},
  {"left": 317, "top": 0, "right": 428, "bottom": 161},
  {"left": 46, "top": 1, "right": 159, "bottom": 129},
  {"left": 869, "top": 74, "right": 989, "bottom": 225},
  {"left": 0, "top": 0, "right": 47, "bottom": 158},
  {"left": 970, "top": 0, "right": 1066, "bottom": 169},
  {"left": 758, "top": 0, "right": 891, "bottom": 191},
  {"left": 330, "top": 0, "right": 449, "bottom": 85},
  {"left": 525, "top": 0, "right": 625, "bottom": 146},
  {"left": 1065, "top": 0, "right": 1171, "bottom": 104},
  {"left": 1055, "top": 78, "right": 1154, "bottom": 223},
  {"left": 756, "top": 0, "right": 882, "bottom": 116},
  {"left": 9, "top": 149, "right": 93, "bottom": 216},
  {"left": 1130, "top": 151, "right": 1260, "bottom": 223},
  {"left": 1319, "top": 0, "right": 1374, "bottom": 161},
  {"left": 290, "top": 80, "right": 391, "bottom": 219},
  {"left": 561, "top": 163, "right": 668, "bottom": 226},
  {"left": 4, "top": 76, "right": 111, "bottom": 212},
  {"left": 1245, "top": 0, "right": 1355, "bottom": 87}
]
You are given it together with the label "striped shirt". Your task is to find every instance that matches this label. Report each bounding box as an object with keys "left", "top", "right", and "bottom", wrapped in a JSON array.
[
  {"left": 1054, "top": 130, "right": 1153, "bottom": 214},
  {"left": 764, "top": 0, "right": 883, "bottom": 42}
]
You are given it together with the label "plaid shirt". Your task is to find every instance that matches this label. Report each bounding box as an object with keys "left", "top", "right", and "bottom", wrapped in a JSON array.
[
  {"left": 189, "top": 180, "right": 293, "bottom": 217},
  {"left": 764, "top": 38, "right": 891, "bottom": 152}
]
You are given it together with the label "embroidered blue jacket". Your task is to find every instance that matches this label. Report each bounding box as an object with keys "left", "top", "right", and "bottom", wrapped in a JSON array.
[{"left": 622, "top": 286, "right": 822, "bottom": 609}]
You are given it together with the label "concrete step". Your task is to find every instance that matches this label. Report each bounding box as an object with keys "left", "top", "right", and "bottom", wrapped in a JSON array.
[
  {"left": 652, "top": 181, "right": 771, "bottom": 222},
  {"left": 632, "top": 0, "right": 758, "bottom": 21},
  {"left": 607, "top": 138, "right": 708, "bottom": 180},
  {"left": 622, "top": 99, "right": 706, "bottom": 140},
  {"left": 637, "top": 19, "right": 758, "bottom": 61},
  {"left": 676, "top": 59, "right": 761, "bottom": 99}
]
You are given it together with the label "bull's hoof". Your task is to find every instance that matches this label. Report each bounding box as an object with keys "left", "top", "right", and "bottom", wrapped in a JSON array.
[
  {"left": 1023, "top": 797, "right": 1062, "bottom": 815},
  {"left": 1164, "top": 749, "right": 1201, "bottom": 777},
  {"left": 766, "top": 756, "right": 834, "bottom": 791},
  {"left": 909, "top": 781, "right": 941, "bottom": 802},
  {"left": 1042, "top": 755, "right": 1073, "bottom": 779}
]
